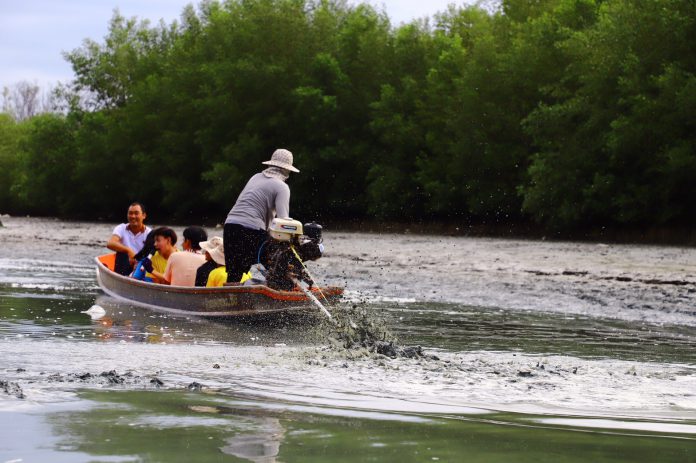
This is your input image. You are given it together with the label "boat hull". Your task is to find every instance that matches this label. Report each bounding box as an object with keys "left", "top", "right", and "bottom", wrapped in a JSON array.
[{"left": 95, "top": 256, "right": 343, "bottom": 317}]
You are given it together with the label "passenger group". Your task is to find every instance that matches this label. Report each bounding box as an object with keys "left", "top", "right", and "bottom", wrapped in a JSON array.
[{"left": 106, "top": 149, "right": 323, "bottom": 290}]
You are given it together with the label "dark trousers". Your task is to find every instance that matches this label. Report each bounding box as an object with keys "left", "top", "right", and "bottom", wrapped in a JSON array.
[
  {"left": 223, "top": 223, "right": 268, "bottom": 282},
  {"left": 195, "top": 260, "right": 218, "bottom": 287},
  {"left": 114, "top": 252, "right": 133, "bottom": 276}
]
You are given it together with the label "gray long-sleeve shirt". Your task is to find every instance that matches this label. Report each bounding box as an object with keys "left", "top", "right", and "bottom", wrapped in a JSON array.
[{"left": 224, "top": 173, "right": 290, "bottom": 230}]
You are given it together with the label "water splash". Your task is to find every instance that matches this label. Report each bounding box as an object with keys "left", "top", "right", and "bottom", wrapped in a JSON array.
[
  {"left": 321, "top": 302, "right": 434, "bottom": 360},
  {"left": 81, "top": 304, "right": 106, "bottom": 320}
]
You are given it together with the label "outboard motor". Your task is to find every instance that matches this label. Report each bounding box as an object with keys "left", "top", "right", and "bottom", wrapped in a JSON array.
[
  {"left": 265, "top": 218, "right": 311, "bottom": 290},
  {"left": 269, "top": 218, "right": 303, "bottom": 241},
  {"left": 300, "top": 222, "right": 324, "bottom": 261},
  {"left": 303, "top": 222, "right": 323, "bottom": 244}
]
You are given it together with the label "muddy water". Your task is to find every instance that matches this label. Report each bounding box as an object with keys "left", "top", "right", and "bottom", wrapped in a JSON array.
[{"left": 1, "top": 216, "right": 695, "bottom": 462}]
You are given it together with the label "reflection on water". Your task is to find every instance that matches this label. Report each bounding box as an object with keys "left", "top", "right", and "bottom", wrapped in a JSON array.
[
  {"left": 3, "top": 287, "right": 693, "bottom": 365},
  {"left": 7, "top": 390, "right": 693, "bottom": 463},
  {"left": 0, "top": 291, "right": 323, "bottom": 346},
  {"left": 221, "top": 417, "right": 284, "bottom": 463}
]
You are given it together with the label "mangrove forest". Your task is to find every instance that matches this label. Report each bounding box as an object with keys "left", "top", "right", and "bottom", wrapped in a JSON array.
[{"left": 1, "top": 0, "right": 695, "bottom": 234}]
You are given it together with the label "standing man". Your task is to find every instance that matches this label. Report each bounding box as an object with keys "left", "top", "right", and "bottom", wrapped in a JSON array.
[
  {"left": 162, "top": 226, "right": 207, "bottom": 286},
  {"left": 107, "top": 202, "right": 151, "bottom": 276},
  {"left": 223, "top": 148, "right": 299, "bottom": 283}
]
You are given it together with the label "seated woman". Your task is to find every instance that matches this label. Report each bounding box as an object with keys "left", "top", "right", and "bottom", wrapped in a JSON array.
[{"left": 196, "top": 237, "right": 227, "bottom": 287}]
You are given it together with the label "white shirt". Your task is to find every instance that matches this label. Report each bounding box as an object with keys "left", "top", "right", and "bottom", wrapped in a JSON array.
[{"left": 112, "top": 223, "right": 151, "bottom": 253}]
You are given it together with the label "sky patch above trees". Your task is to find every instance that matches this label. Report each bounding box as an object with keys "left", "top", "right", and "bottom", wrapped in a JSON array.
[{"left": 1, "top": 0, "right": 470, "bottom": 90}]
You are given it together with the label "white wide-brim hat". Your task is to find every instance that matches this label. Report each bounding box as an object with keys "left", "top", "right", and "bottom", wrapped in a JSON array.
[
  {"left": 199, "top": 236, "right": 225, "bottom": 266},
  {"left": 262, "top": 148, "right": 300, "bottom": 173}
]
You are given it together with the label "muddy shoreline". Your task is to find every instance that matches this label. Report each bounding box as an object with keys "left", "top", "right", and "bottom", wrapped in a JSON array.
[
  {"left": 326, "top": 220, "right": 696, "bottom": 247},
  {"left": 3, "top": 212, "right": 694, "bottom": 247}
]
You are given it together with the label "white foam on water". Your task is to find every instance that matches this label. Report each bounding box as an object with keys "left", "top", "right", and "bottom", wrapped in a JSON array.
[
  {"left": 9, "top": 283, "right": 71, "bottom": 291},
  {"left": 342, "top": 291, "right": 418, "bottom": 304},
  {"left": 3, "top": 338, "right": 695, "bottom": 423},
  {"left": 533, "top": 418, "right": 696, "bottom": 435}
]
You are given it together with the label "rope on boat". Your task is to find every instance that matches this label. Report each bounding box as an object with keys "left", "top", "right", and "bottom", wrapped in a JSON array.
[
  {"left": 290, "top": 245, "right": 331, "bottom": 304},
  {"left": 290, "top": 245, "right": 337, "bottom": 322},
  {"left": 291, "top": 277, "right": 333, "bottom": 320}
]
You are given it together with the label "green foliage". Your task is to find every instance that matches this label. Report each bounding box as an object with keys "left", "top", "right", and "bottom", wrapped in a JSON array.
[
  {"left": 17, "top": 114, "right": 78, "bottom": 215},
  {"left": 0, "top": 114, "right": 27, "bottom": 213},
  {"left": 520, "top": 0, "right": 696, "bottom": 228},
  {"left": 64, "top": 11, "right": 172, "bottom": 109},
  {"left": 5, "top": 0, "right": 695, "bottom": 231}
]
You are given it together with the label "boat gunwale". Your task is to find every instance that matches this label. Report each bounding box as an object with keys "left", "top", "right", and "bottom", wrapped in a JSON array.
[{"left": 94, "top": 256, "right": 343, "bottom": 301}]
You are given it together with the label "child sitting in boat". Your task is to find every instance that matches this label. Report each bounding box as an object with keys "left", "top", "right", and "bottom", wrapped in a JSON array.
[
  {"left": 162, "top": 226, "right": 207, "bottom": 286},
  {"left": 136, "top": 227, "right": 178, "bottom": 284},
  {"left": 196, "top": 237, "right": 227, "bottom": 287}
]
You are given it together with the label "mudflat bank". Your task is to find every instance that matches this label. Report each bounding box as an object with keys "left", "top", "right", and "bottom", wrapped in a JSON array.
[{"left": 2, "top": 212, "right": 694, "bottom": 247}]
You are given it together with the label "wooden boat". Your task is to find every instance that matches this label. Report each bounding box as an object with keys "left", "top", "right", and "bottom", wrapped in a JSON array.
[{"left": 95, "top": 254, "right": 343, "bottom": 317}]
